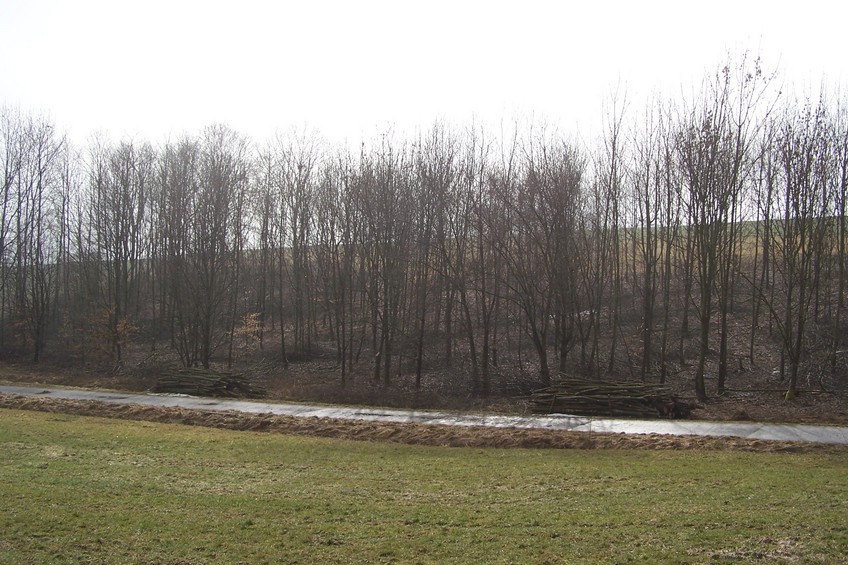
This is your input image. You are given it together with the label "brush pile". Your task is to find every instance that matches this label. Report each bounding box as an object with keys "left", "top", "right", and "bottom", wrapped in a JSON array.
[
  {"left": 153, "top": 368, "right": 267, "bottom": 398},
  {"left": 530, "top": 377, "right": 694, "bottom": 419}
]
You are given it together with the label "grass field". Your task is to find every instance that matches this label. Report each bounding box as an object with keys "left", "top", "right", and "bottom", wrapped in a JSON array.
[{"left": 1, "top": 409, "right": 846, "bottom": 564}]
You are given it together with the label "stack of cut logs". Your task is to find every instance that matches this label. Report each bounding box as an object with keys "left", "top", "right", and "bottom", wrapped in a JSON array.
[
  {"left": 153, "top": 368, "right": 267, "bottom": 398},
  {"left": 529, "top": 377, "right": 694, "bottom": 419}
]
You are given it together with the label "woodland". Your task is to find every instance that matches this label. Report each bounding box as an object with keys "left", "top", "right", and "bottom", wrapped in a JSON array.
[{"left": 2, "top": 55, "right": 847, "bottom": 404}]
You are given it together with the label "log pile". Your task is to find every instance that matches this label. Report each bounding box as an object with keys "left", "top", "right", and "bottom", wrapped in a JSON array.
[
  {"left": 153, "top": 368, "right": 267, "bottom": 398},
  {"left": 529, "top": 377, "right": 694, "bottom": 419}
]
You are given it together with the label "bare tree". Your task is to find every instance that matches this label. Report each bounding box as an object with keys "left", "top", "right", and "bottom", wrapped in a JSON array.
[
  {"left": 11, "top": 115, "right": 65, "bottom": 361},
  {"left": 412, "top": 125, "right": 457, "bottom": 389},
  {"left": 88, "top": 139, "right": 154, "bottom": 365},
  {"left": 0, "top": 107, "right": 25, "bottom": 352},
  {"left": 498, "top": 126, "right": 584, "bottom": 385},
  {"left": 157, "top": 126, "right": 250, "bottom": 368},
  {"left": 276, "top": 131, "right": 320, "bottom": 356},
  {"left": 631, "top": 101, "right": 666, "bottom": 381},
  {"left": 677, "top": 56, "right": 769, "bottom": 400},
  {"left": 758, "top": 99, "right": 835, "bottom": 397}
]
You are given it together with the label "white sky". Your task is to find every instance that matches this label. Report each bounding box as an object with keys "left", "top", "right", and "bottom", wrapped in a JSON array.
[{"left": 1, "top": 0, "right": 846, "bottom": 146}]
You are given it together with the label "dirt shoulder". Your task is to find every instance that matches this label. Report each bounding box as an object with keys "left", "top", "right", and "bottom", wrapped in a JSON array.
[{"left": 2, "top": 392, "right": 845, "bottom": 454}]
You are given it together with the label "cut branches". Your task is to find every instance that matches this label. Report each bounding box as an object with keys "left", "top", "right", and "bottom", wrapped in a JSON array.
[{"left": 530, "top": 377, "right": 695, "bottom": 419}]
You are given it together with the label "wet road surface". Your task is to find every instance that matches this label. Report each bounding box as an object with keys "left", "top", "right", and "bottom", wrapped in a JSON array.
[{"left": 2, "top": 384, "right": 847, "bottom": 445}]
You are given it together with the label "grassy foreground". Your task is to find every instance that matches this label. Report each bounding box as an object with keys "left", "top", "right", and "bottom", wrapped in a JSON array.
[{"left": 1, "top": 410, "right": 846, "bottom": 564}]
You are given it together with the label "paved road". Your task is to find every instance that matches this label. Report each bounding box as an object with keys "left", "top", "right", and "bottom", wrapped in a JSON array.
[{"left": 2, "top": 384, "right": 848, "bottom": 445}]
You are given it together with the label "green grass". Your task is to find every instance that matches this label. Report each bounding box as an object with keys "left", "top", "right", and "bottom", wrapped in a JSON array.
[{"left": 1, "top": 409, "right": 846, "bottom": 564}]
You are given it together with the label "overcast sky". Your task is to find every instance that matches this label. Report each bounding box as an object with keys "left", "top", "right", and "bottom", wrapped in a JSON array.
[{"left": 1, "top": 0, "right": 845, "bottom": 146}]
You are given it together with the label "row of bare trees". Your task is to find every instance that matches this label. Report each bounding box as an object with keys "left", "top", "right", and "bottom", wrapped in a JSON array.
[{"left": 2, "top": 60, "right": 847, "bottom": 400}]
